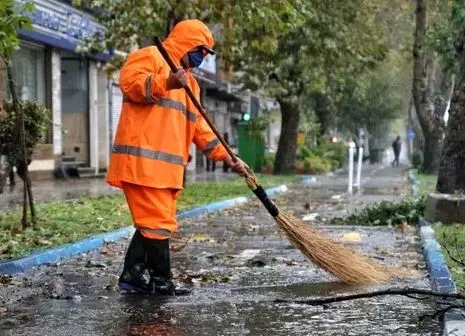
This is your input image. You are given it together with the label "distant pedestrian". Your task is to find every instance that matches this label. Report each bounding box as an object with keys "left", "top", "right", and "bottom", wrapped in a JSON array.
[{"left": 391, "top": 136, "right": 402, "bottom": 167}]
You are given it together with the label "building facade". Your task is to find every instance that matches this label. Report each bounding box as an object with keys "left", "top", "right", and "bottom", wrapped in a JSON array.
[{"left": 0, "top": 0, "right": 110, "bottom": 179}]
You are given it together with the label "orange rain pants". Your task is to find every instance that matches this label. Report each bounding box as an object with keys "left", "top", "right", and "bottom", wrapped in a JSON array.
[{"left": 122, "top": 182, "right": 179, "bottom": 240}]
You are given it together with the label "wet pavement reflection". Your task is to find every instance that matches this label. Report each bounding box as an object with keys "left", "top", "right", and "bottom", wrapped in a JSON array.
[{"left": 0, "top": 166, "right": 440, "bottom": 335}]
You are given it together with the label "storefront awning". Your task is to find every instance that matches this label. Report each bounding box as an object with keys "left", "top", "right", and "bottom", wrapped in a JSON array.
[{"left": 206, "top": 87, "right": 242, "bottom": 102}]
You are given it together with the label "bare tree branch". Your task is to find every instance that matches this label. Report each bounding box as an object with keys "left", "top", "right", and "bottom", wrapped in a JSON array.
[
  {"left": 404, "top": 294, "right": 430, "bottom": 301},
  {"left": 440, "top": 241, "right": 465, "bottom": 268},
  {"left": 274, "top": 287, "right": 465, "bottom": 305}
]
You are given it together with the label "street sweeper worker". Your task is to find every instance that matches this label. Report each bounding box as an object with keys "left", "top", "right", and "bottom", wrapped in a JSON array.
[{"left": 106, "top": 19, "right": 247, "bottom": 296}]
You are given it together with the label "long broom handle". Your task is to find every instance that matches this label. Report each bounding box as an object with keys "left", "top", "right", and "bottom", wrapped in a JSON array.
[{"left": 154, "top": 37, "right": 238, "bottom": 163}]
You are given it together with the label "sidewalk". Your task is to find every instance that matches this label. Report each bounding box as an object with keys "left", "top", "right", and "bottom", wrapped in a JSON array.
[
  {"left": 0, "top": 170, "right": 235, "bottom": 211},
  {"left": 0, "top": 165, "right": 440, "bottom": 335}
]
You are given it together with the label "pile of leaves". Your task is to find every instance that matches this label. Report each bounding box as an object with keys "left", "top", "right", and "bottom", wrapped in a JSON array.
[{"left": 330, "top": 196, "right": 426, "bottom": 226}]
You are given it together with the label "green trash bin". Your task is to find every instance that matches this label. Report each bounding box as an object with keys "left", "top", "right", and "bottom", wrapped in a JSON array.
[
  {"left": 237, "top": 122, "right": 265, "bottom": 172},
  {"left": 369, "top": 149, "right": 384, "bottom": 164}
]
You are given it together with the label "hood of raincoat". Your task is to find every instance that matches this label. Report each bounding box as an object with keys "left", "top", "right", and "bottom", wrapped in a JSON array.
[{"left": 163, "top": 19, "right": 215, "bottom": 67}]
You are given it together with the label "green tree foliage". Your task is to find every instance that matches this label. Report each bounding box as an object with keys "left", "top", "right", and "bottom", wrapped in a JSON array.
[
  {"left": 235, "top": 1, "right": 388, "bottom": 172},
  {"left": 0, "top": 0, "right": 34, "bottom": 59},
  {"left": 72, "top": 0, "right": 303, "bottom": 75},
  {"left": 0, "top": 0, "right": 38, "bottom": 228},
  {"left": 335, "top": 58, "right": 406, "bottom": 143}
]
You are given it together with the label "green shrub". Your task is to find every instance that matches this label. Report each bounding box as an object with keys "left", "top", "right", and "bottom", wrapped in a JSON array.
[
  {"left": 321, "top": 141, "right": 347, "bottom": 168},
  {"left": 297, "top": 146, "right": 314, "bottom": 160},
  {"left": 0, "top": 100, "right": 51, "bottom": 164},
  {"left": 296, "top": 141, "right": 346, "bottom": 172},
  {"left": 330, "top": 196, "right": 426, "bottom": 226},
  {"left": 305, "top": 157, "right": 332, "bottom": 173},
  {"left": 412, "top": 150, "right": 423, "bottom": 169},
  {"left": 264, "top": 152, "right": 275, "bottom": 168},
  {"left": 295, "top": 159, "right": 303, "bottom": 170}
]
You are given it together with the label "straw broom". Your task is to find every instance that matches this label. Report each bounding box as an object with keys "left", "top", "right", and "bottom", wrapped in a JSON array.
[{"left": 154, "top": 38, "right": 391, "bottom": 285}]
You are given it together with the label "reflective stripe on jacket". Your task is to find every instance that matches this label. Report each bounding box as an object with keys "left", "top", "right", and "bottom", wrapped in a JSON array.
[{"left": 107, "top": 20, "right": 228, "bottom": 189}]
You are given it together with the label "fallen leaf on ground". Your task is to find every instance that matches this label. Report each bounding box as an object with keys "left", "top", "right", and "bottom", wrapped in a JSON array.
[
  {"left": 0, "top": 275, "right": 12, "bottom": 285},
  {"left": 395, "top": 222, "right": 409, "bottom": 232},
  {"left": 285, "top": 260, "right": 298, "bottom": 266},
  {"left": 85, "top": 260, "right": 106, "bottom": 268},
  {"left": 302, "top": 213, "right": 319, "bottom": 221},
  {"left": 100, "top": 245, "right": 119, "bottom": 257},
  {"left": 191, "top": 233, "right": 215, "bottom": 243},
  {"left": 340, "top": 232, "right": 362, "bottom": 243},
  {"left": 376, "top": 247, "right": 389, "bottom": 255},
  {"left": 106, "top": 275, "right": 118, "bottom": 290}
]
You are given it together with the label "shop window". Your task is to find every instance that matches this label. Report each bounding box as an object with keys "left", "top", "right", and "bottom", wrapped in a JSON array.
[
  {"left": 9, "top": 44, "right": 46, "bottom": 103},
  {"left": 5, "top": 43, "right": 50, "bottom": 143}
]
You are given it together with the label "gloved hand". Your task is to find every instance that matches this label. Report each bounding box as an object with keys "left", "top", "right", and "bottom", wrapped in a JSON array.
[
  {"left": 224, "top": 156, "right": 248, "bottom": 177},
  {"left": 166, "top": 67, "right": 187, "bottom": 90}
]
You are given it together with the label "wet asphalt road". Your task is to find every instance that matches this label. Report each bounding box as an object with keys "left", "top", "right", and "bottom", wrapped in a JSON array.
[{"left": 0, "top": 166, "right": 440, "bottom": 335}]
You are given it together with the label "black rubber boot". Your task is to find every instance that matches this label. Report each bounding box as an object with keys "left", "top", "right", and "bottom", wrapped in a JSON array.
[
  {"left": 118, "top": 230, "right": 149, "bottom": 294},
  {"left": 146, "top": 238, "right": 191, "bottom": 296}
]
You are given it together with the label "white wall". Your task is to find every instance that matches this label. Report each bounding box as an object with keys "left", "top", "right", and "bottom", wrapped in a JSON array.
[
  {"left": 52, "top": 49, "right": 62, "bottom": 156},
  {"left": 267, "top": 109, "right": 282, "bottom": 151},
  {"left": 97, "top": 67, "right": 109, "bottom": 168},
  {"left": 89, "top": 62, "right": 99, "bottom": 172}
]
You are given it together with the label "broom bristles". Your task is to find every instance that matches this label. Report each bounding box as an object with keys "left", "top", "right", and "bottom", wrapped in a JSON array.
[
  {"left": 244, "top": 171, "right": 392, "bottom": 285},
  {"left": 276, "top": 212, "right": 392, "bottom": 284}
]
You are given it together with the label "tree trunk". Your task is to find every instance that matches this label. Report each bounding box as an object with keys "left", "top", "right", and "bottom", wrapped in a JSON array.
[
  {"left": 407, "top": 96, "right": 414, "bottom": 159},
  {"left": 436, "top": 69, "right": 465, "bottom": 194},
  {"left": 2, "top": 55, "right": 36, "bottom": 228},
  {"left": 274, "top": 99, "right": 299, "bottom": 174},
  {"left": 313, "top": 93, "right": 332, "bottom": 138},
  {"left": 412, "top": 0, "right": 450, "bottom": 174},
  {"left": 422, "top": 134, "right": 442, "bottom": 174}
]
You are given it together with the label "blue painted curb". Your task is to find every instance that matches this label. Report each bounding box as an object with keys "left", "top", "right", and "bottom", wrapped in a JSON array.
[
  {"left": 419, "top": 224, "right": 457, "bottom": 293},
  {"left": 0, "top": 183, "right": 296, "bottom": 275},
  {"left": 409, "top": 169, "right": 465, "bottom": 333},
  {"left": 0, "top": 227, "right": 135, "bottom": 275},
  {"left": 302, "top": 176, "right": 317, "bottom": 186}
]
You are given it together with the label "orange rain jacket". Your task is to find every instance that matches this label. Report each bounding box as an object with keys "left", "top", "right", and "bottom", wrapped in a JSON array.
[{"left": 107, "top": 20, "right": 228, "bottom": 190}]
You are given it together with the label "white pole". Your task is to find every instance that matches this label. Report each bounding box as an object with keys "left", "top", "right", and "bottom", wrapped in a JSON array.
[
  {"left": 348, "top": 142, "right": 355, "bottom": 194},
  {"left": 355, "top": 147, "right": 363, "bottom": 189}
]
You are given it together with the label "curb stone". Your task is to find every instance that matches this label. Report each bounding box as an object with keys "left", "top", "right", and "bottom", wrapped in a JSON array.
[
  {"left": 410, "top": 170, "right": 465, "bottom": 335},
  {"left": 0, "top": 182, "right": 303, "bottom": 275}
]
